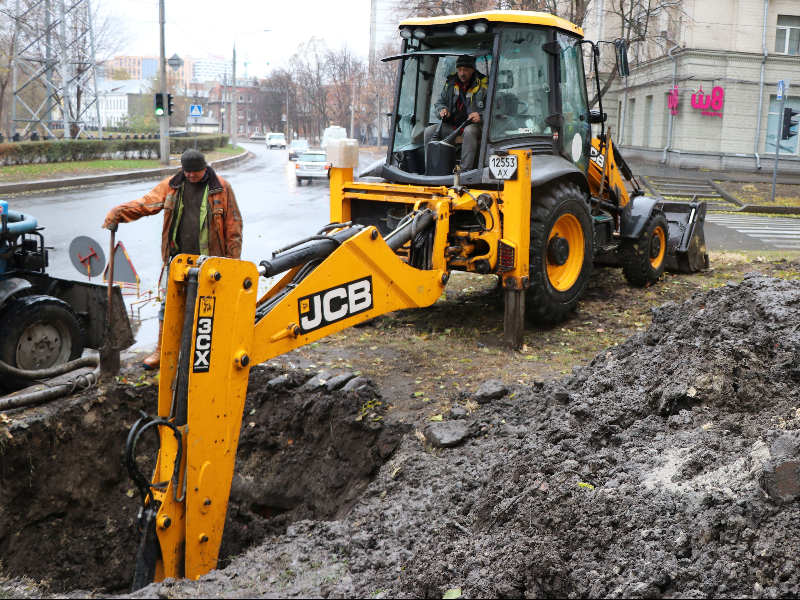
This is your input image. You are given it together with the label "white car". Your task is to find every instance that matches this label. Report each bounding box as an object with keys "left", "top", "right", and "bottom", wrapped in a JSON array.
[
  {"left": 321, "top": 126, "right": 346, "bottom": 149},
  {"left": 295, "top": 151, "right": 329, "bottom": 184},
  {"left": 267, "top": 132, "right": 286, "bottom": 149},
  {"left": 249, "top": 132, "right": 266, "bottom": 141}
]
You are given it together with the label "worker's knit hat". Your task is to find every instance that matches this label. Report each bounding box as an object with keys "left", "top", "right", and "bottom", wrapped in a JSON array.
[
  {"left": 456, "top": 55, "right": 476, "bottom": 69},
  {"left": 181, "top": 149, "right": 207, "bottom": 172}
]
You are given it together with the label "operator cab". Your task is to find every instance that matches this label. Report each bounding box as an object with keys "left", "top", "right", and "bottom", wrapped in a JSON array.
[{"left": 379, "top": 12, "right": 590, "bottom": 187}]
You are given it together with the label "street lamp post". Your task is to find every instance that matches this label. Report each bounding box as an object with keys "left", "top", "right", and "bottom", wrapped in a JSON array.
[{"left": 232, "top": 30, "right": 268, "bottom": 150}]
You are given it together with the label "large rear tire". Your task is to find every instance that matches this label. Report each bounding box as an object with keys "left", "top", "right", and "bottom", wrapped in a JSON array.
[
  {"left": 0, "top": 295, "right": 84, "bottom": 393},
  {"left": 619, "top": 212, "right": 668, "bottom": 286},
  {"left": 526, "top": 182, "right": 594, "bottom": 324}
]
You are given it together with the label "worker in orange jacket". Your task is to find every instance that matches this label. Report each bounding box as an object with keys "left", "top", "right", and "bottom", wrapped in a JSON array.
[{"left": 103, "top": 149, "right": 243, "bottom": 369}]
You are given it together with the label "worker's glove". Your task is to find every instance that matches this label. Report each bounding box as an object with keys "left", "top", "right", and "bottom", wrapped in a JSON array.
[{"left": 104, "top": 222, "right": 118, "bottom": 232}]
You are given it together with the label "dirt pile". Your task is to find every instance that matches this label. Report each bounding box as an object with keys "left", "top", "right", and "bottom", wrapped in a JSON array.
[{"left": 127, "top": 273, "right": 800, "bottom": 599}]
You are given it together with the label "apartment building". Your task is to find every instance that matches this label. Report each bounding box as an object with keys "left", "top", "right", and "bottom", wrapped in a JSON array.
[
  {"left": 585, "top": 0, "right": 800, "bottom": 172},
  {"left": 205, "top": 79, "right": 262, "bottom": 135}
]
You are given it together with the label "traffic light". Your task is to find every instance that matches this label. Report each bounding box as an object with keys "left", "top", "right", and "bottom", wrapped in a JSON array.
[
  {"left": 154, "top": 93, "right": 165, "bottom": 116},
  {"left": 167, "top": 94, "right": 175, "bottom": 116},
  {"left": 782, "top": 107, "right": 800, "bottom": 140}
]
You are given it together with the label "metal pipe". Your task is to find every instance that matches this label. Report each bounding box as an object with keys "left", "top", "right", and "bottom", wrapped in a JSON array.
[
  {"left": 3, "top": 210, "right": 37, "bottom": 235},
  {"left": 755, "top": 0, "right": 770, "bottom": 170},
  {"left": 175, "top": 267, "right": 199, "bottom": 427},
  {"left": 662, "top": 45, "right": 678, "bottom": 163}
]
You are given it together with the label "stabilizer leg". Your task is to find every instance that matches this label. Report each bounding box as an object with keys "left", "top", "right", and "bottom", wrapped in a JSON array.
[{"left": 503, "top": 288, "right": 525, "bottom": 350}]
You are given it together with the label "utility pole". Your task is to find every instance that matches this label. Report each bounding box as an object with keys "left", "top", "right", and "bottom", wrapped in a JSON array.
[
  {"left": 158, "top": 0, "right": 169, "bottom": 165},
  {"left": 231, "top": 46, "right": 238, "bottom": 150},
  {"left": 286, "top": 86, "right": 289, "bottom": 139},
  {"left": 350, "top": 79, "right": 355, "bottom": 140},
  {"left": 59, "top": 0, "right": 69, "bottom": 137}
]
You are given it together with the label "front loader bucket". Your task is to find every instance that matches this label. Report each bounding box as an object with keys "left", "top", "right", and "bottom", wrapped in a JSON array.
[{"left": 658, "top": 200, "right": 710, "bottom": 273}]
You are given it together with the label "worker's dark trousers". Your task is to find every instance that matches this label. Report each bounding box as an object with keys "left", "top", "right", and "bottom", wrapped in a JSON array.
[{"left": 424, "top": 122, "right": 481, "bottom": 170}]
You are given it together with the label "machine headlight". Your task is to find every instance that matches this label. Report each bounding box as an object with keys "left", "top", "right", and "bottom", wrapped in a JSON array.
[
  {"left": 455, "top": 24, "right": 469, "bottom": 36},
  {"left": 473, "top": 21, "right": 488, "bottom": 34},
  {"left": 413, "top": 28, "right": 426, "bottom": 39},
  {"left": 400, "top": 28, "right": 412, "bottom": 39}
]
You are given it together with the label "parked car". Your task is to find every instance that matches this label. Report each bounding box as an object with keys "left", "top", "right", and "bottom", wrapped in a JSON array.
[
  {"left": 267, "top": 132, "right": 287, "bottom": 149},
  {"left": 295, "top": 151, "right": 329, "bottom": 184},
  {"left": 288, "top": 139, "right": 310, "bottom": 160},
  {"left": 249, "top": 132, "right": 266, "bottom": 141},
  {"left": 321, "top": 125, "right": 346, "bottom": 149}
]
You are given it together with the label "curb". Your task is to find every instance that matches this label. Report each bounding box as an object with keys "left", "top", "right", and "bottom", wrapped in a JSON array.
[
  {"left": 709, "top": 204, "right": 800, "bottom": 215},
  {"left": 0, "top": 149, "right": 253, "bottom": 195}
]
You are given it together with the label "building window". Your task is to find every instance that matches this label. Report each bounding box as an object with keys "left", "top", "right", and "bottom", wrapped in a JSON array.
[
  {"left": 239, "top": 94, "right": 243, "bottom": 101},
  {"left": 255, "top": 126, "right": 260, "bottom": 133},
  {"left": 239, "top": 110, "right": 243, "bottom": 118},
  {"left": 767, "top": 95, "right": 800, "bottom": 154},
  {"left": 239, "top": 125, "right": 244, "bottom": 133},
  {"left": 626, "top": 98, "right": 635, "bottom": 145},
  {"left": 247, "top": 126, "right": 251, "bottom": 133},
  {"left": 776, "top": 15, "right": 800, "bottom": 55},
  {"left": 644, "top": 95, "right": 653, "bottom": 147}
]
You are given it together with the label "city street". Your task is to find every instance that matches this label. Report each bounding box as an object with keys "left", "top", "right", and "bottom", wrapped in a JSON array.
[
  {"left": 9, "top": 143, "right": 796, "bottom": 351},
  {"left": 9, "top": 142, "right": 376, "bottom": 350}
]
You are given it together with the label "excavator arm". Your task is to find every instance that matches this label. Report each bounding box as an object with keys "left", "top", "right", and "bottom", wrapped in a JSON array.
[{"left": 124, "top": 150, "right": 534, "bottom": 587}]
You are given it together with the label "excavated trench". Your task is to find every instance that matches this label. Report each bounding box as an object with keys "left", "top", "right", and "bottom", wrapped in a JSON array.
[{"left": 0, "top": 365, "right": 404, "bottom": 593}]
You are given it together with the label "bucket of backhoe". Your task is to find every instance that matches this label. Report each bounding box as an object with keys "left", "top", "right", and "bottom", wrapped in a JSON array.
[{"left": 658, "top": 200, "right": 709, "bottom": 273}]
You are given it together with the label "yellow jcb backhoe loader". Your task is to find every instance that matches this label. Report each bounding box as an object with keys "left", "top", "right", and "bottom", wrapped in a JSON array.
[{"left": 124, "top": 10, "right": 708, "bottom": 589}]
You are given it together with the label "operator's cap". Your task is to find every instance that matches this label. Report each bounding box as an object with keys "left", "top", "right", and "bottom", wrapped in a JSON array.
[
  {"left": 456, "top": 55, "right": 476, "bottom": 69},
  {"left": 181, "top": 149, "right": 207, "bottom": 172}
]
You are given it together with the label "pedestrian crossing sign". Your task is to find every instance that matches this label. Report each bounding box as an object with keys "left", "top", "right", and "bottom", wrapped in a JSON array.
[{"left": 190, "top": 105, "right": 202, "bottom": 118}]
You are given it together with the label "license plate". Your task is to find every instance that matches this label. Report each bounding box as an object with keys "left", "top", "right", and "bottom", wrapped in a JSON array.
[
  {"left": 489, "top": 154, "right": 518, "bottom": 180},
  {"left": 305, "top": 166, "right": 319, "bottom": 170}
]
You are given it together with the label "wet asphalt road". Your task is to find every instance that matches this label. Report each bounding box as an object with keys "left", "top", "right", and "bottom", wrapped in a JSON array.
[
  {"left": 9, "top": 142, "right": 376, "bottom": 350},
  {"left": 7, "top": 144, "right": 790, "bottom": 350}
]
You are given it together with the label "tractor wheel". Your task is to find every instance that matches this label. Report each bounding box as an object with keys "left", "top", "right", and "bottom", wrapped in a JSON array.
[
  {"left": 619, "top": 212, "right": 668, "bottom": 286},
  {"left": 0, "top": 295, "right": 84, "bottom": 393},
  {"left": 526, "top": 182, "right": 594, "bottom": 324}
]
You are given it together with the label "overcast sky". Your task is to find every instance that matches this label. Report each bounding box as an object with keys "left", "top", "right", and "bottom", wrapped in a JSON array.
[{"left": 110, "top": 0, "right": 386, "bottom": 77}]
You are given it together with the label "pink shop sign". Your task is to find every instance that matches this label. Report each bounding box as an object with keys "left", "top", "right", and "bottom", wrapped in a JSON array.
[
  {"left": 668, "top": 85, "right": 679, "bottom": 115},
  {"left": 691, "top": 85, "right": 724, "bottom": 117}
]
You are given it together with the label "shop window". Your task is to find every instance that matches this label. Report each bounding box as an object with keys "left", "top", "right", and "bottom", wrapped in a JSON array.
[
  {"left": 644, "top": 95, "right": 653, "bottom": 147},
  {"left": 766, "top": 95, "right": 800, "bottom": 154},
  {"left": 776, "top": 15, "right": 800, "bottom": 55}
]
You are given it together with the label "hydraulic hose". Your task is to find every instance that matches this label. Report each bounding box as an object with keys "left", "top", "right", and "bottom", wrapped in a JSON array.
[
  {"left": 0, "top": 355, "right": 100, "bottom": 411},
  {"left": 259, "top": 226, "right": 365, "bottom": 278},
  {"left": 0, "top": 354, "right": 100, "bottom": 380}
]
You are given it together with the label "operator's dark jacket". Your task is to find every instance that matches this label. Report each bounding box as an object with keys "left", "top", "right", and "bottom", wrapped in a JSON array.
[
  {"left": 434, "top": 71, "right": 488, "bottom": 123},
  {"left": 102, "top": 166, "right": 243, "bottom": 264}
]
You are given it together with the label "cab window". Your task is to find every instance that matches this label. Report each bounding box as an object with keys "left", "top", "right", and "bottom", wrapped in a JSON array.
[
  {"left": 490, "top": 28, "right": 552, "bottom": 142},
  {"left": 558, "top": 33, "right": 590, "bottom": 170}
]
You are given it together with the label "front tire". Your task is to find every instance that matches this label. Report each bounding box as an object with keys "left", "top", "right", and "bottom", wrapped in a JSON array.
[
  {"left": 526, "top": 182, "right": 594, "bottom": 324},
  {"left": 619, "top": 212, "right": 668, "bottom": 286},
  {"left": 0, "top": 295, "right": 84, "bottom": 392}
]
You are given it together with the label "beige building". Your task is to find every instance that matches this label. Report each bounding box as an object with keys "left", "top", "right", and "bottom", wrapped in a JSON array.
[
  {"left": 585, "top": 0, "right": 800, "bottom": 173},
  {"left": 106, "top": 55, "right": 194, "bottom": 89}
]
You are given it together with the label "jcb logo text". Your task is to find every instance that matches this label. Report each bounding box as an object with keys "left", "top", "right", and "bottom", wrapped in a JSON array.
[{"left": 298, "top": 277, "right": 373, "bottom": 334}]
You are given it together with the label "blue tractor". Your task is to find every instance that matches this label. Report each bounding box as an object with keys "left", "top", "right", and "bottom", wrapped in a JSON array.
[{"left": 0, "top": 200, "right": 133, "bottom": 392}]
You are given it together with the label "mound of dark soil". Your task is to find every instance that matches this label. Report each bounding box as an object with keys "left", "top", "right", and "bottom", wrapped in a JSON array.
[{"left": 135, "top": 273, "right": 800, "bottom": 599}]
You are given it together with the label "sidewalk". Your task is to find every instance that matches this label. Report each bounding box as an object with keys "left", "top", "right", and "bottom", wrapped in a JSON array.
[
  {"left": 628, "top": 156, "right": 800, "bottom": 186},
  {"left": 0, "top": 149, "right": 253, "bottom": 195}
]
